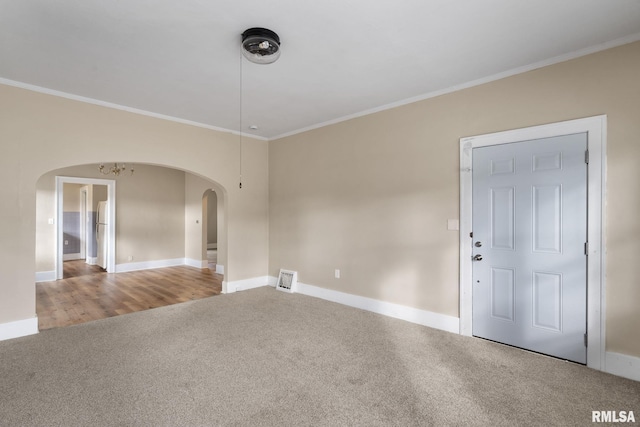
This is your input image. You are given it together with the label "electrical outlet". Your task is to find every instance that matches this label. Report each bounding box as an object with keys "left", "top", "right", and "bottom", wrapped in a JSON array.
[
  {"left": 335, "top": 269, "right": 340, "bottom": 279},
  {"left": 128, "top": 255, "right": 133, "bottom": 261},
  {"left": 64, "top": 240, "right": 68, "bottom": 245}
]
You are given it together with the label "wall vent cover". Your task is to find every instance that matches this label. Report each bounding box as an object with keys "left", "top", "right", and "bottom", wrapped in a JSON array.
[{"left": 276, "top": 269, "right": 297, "bottom": 293}]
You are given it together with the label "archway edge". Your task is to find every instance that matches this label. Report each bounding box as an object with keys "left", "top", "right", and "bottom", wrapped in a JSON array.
[{"left": 1, "top": 84, "right": 269, "bottom": 337}]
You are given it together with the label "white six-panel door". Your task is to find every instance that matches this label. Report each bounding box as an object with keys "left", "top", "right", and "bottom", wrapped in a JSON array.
[{"left": 472, "top": 133, "right": 587, "bottom": 363}]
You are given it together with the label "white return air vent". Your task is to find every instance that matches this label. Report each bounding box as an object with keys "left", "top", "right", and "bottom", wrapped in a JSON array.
[{"left": 276, "top": 269, "right": 297, "bottom": 293}]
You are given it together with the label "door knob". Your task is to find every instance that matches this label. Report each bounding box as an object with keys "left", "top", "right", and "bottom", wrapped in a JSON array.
[
  {"left": 473, "top": 254, "right": 483, "bottom": 261},
  {"left": 474, "top": 241, "right": 482, "bottom": 247}
]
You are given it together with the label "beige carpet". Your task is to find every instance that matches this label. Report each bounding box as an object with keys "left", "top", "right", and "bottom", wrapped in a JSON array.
[{"left": 1, "top": 287, "right": 638, "bottom": 426}]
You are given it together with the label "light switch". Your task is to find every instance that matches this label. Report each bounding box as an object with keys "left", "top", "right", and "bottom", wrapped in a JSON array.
[
  {"left": 447, "top": 219, "right": 459, "bottom": 231},
  {"left": 48, "top": 218, "right": 54, "bottom": 225}
]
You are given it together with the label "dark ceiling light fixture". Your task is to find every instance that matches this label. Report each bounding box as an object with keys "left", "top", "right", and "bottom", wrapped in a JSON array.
[{"left": 241, "top": 27, "right": 281, "bottom": 65}]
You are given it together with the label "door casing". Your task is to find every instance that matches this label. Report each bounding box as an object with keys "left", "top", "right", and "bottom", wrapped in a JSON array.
[
  {"left": 80, "top": 186, "right": 88, "bottom": 261},
  {"left": 459, "top": 115, "right": 606, "bottom": 371},
  {"left": 56, "top": 176, "right": 116, "bottom": 278}
]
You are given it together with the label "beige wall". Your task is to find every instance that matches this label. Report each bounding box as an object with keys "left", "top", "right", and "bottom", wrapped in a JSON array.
[
  {"left": 63, "top": 183, "right": 83, "bottom": 211},
  {"left": 269, "top": 41, "right": 640, "bottom": 358},
  {"left": 93, "top": 185, "right": 108, "bottom": 211},
  {"left": 116, "top": 164, "right": 185, "bottom": 264},
  {"left": 0, "top": 84, "right": 269, "bottom": 325}
]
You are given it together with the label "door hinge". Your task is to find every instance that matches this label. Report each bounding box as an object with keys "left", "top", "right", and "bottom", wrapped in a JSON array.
[
  {"left": 470, "top": 232, "right": 473, "bottom": 238},
  {"left": 585, "top": 150, "right": 589, "bottom": 164},
  {"left": 584, "top": 242, "right": 589, "bottom": 255},
  {"left": 584, "top": 333, "right": 588, "bottom": 347}
]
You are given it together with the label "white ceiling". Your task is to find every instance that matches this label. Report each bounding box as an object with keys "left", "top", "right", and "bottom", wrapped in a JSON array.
[{"left": 1, "top": 1, "right": 640, "bottom": 140}]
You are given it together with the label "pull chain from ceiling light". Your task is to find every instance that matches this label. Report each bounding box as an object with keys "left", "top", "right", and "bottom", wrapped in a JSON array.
[
  {"left": 239, "top": 40, "right": 243, "bottom": 189},
  {"left": 238, "top": 27, "right": 282, "bottom": 190}
]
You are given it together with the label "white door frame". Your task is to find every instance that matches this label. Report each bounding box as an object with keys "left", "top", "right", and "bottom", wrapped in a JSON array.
[
  {"left": 459, "top": 115, "right": 606, "bottom": 370},
  {"left": 80, "top": 186, "right": 88, "bottom": 260},
  {"left": 56, "top": 176, "right": 116, "bottom": 278}
]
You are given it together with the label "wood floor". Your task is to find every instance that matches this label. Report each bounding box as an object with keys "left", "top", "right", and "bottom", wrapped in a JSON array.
[{"left": 36, "top": 260, "right": 222, "bottom": 330}]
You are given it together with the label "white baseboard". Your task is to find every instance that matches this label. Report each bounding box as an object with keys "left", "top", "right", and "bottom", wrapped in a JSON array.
[
  {"left": 0, "top": 317, "right": 39, "bottom": 341},
  {"left": 223, "top": 276, "right": 270, "bottom": 294},
  {"left": 606, "top": 351, "right": 640, "bottom": 382},
  {"left": 35, "top": 270, "right": 56, "bottom": 283},
  {"left": 185, "top": 258, "right": 208, "bottom": 269},
  {"left": 28, "top": 265, "right": 640, "bottom": 383},
  {"left": 86, "top": 257, "right": 97, "bottom": 265},
  {"left": 63, "top": 253, "right": 82, "bottom": 261},
  {"left": 41, "top": 258, "right": 204, "bottom": 279},
  {"left": 115, "top": 258, "right": 186, "bottom": 273},
  {"left": 90, "top": 257, "right": 218, "bottom": 274},
  {"left": 266, "top": 277, "right": 460, "bottom": 334},
  {"left": 265, "top": 277, "right": 640, "bottom": 382}
]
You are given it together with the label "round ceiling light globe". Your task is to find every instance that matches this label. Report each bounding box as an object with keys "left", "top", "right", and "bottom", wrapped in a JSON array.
[{"left": 242, "top": 28, "right": 281, "bottom": 64}]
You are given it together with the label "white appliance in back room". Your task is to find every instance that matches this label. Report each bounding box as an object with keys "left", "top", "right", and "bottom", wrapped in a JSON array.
[{"left": 96, "top": 201, "right": 108, "bottom": 269}]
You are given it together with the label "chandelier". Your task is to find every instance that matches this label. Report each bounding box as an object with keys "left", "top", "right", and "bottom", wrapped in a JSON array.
[{"left": 98, "top": 163, "right": 134, "bottom": 176}]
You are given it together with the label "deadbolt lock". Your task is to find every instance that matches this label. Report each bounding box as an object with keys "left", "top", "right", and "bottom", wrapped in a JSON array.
[
  {"left": 474, "top": 241, "right": 482, "bottom": 247},
  {"left": 473, "top": 254, "right": 483, "bottom": 261}
]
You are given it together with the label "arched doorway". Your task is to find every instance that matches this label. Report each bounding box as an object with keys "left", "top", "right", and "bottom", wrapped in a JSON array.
[
  {"left": 203, "top": 189, "right": 224, "bottom": 275},
  {"left": 35, "top": 163, "right": 228, "bottom": 330}
]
